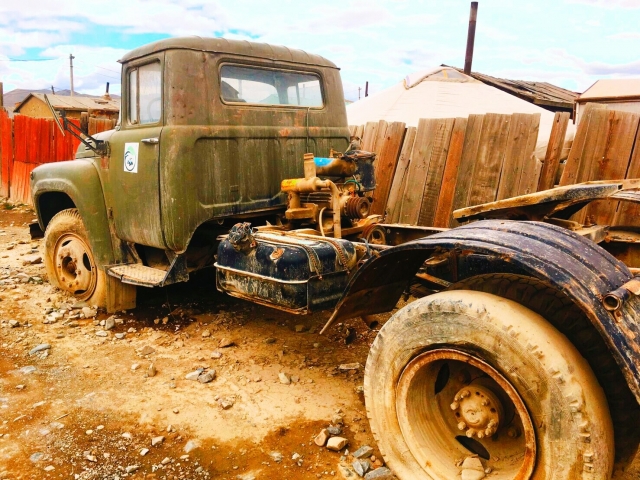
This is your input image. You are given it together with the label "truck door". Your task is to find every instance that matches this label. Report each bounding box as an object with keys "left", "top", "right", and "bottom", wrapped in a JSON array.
[{"left": 108, "top": 57, "right": 165, "bottom": 248}]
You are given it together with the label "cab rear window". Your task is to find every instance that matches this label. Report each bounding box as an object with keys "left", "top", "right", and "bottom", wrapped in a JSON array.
[{"left": 220, "top": 65, "right": 323, "bottom": 107}]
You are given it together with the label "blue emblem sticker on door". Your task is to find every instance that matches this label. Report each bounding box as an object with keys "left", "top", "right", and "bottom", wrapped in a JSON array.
[{"left": 124, "top": 143, "right": 139, "bottom": 173}]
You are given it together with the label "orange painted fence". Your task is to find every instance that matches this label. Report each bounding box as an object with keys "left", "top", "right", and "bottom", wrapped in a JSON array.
[{"left": 0, "top": 109, "right": 116, "bottom": 204}]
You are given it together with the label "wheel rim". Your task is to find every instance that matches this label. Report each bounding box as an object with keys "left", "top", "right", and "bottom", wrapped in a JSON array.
[
  {"left": 364, "top": 225, "right": 386, "bottom": 245},
  {"left": 395, "top": 349, "right": 536, "bottom": 479},
  {"left": 52, "top": 233, "right": 98, "bottom": 300}
]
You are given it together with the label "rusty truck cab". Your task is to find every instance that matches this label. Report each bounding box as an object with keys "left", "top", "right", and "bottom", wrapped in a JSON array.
[{"left": 104, "top": 37, "right": 350, "bottom": 254}]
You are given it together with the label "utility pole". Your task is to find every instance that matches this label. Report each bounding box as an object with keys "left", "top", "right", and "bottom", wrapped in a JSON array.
[
  {"left": 464, "top": 2, "right": 478, "bottom": 75},
  {"left": 358, "top": 86, "right": 361, "bottom": 100},
  {"left": 0, "top": 82, "right": 3, "bottom": 108},
  {"left": 365, "top": 81, "right": 369, "bottom": 97},
  {"left": 69, "top": 53, "right": 75, "bottom": 97},
  {"left": 51, "top": 86, "right": 55, "bottom": 94}
]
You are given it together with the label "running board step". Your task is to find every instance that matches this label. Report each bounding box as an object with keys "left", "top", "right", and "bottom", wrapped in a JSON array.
[
  {"left": 107, "top": 252, "right": 189, "bottom": 287},
  {"left": 107, "top": 265, "right": 168, "bottom": 287}
]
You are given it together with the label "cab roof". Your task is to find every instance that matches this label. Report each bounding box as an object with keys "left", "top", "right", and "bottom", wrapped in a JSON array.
[{"left": 119, "top": 36, "right": 338, "bottom": 69}]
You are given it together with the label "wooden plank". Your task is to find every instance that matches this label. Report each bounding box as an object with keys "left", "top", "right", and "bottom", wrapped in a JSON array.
[
  {"left": 372, "top": 120, "right": 388, "bottom": 155},
  {"left": 386, "top": 126, "right": 417, "bottom": 223},
  {"left": 361, "top": 121, "right": 380, "bottom": 152},
  {"left": 467, "top": 113, "right": 512, "bottom": 206},
  {"left": 560, "top": 103, "right": 607, "bottom": 186},
  {"left": 514, "top": 113, "right": 541, "bottom": 196},
  {"left": 398, "top": 119, "right": 439, "bottom": 224},
  {"left": 576, "top": 109, "right": 613, "bottom": 184},
  {"left": 354, "top": 124, "right": 365, "bottom": 143},
  {"left": 585, "top": 110, "right": 640, "bottom": 225},
  {"left": 571, "top": 108, "right": 614, "bottom": 225},
  {"left": 451, "top": 114, "right": 485, "bottom": 225},
  {"left": 537, "top": 112, "right": 570, "bottom": 191},
  {"left": 615, "top": 125, "right": 640, "bottom": 226},
  {"left": 417, "top": 118, "right": 455, "bottom": 226},
  {"left": 348, "top": 125, "right": 356, "bottom": 136},
  {"left": 433, "top": 117, "right": 467, "bottom": 228},
  {"left": 496, "top": 113, "right": 534, "bottom": 200},
  {"left": 370, "top": 122, "right": 406, "bottom": 216}
]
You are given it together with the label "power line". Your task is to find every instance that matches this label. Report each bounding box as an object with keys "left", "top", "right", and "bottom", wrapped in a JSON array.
[{"left": 75, "top": 59, "right": 121, "bottom": 74}]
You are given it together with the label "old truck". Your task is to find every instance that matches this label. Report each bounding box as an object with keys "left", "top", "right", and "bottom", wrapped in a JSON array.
[{"left": 30, "top": 37, "right": 640, "bottom": 479}]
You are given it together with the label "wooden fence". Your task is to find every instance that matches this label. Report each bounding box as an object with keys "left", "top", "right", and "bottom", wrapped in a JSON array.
[
  {"left": 0, "top": 110, "right": 116, "bottom": 205},
  {"left": 351, "top": 111, "right": 571, "bottom": 227},
  {"left": 559, "top": 103, "right": 640, "bottom": 227}
]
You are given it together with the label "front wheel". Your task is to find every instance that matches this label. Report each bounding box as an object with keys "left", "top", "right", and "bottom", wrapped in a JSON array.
[
  {"left": 44, "top": 208, "right": 106, "bottom": 308},
  {"left": 365, "top": 290, "right": 613, "bottom": 479}
]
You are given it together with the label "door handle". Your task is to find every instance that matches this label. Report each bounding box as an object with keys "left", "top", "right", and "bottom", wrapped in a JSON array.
[{"left": 141, "top": 137, "right": 159, "bottom": 144}]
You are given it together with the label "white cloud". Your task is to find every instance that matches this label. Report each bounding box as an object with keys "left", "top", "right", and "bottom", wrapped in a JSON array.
[
  {"left": 608, "top": 31, "right": 640, "bottom": 39},
  {"left": 567, "top": 0, "right": 640, "bottom": 7},
  {"left": 0, "top": 0, "right": 639, "bottom": 102}
]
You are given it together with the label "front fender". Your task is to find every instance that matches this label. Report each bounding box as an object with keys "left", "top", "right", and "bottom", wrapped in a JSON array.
[
  {"left": 329, "top": 219, "right": 640, "bottom": 404},
  {"left": 31, "top": 159, "right": 115, "bottom": 266}
]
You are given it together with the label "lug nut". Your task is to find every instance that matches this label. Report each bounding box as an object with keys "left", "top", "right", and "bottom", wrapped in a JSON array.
[
  {"left": 458, "top": 421, "right": 467, "bottom": 430},
  {"left": 507, "top": 426, "right": 520, "bottom": 438},
  {"left": 450, "top": 401, "right": 459, "bottom": 410}
]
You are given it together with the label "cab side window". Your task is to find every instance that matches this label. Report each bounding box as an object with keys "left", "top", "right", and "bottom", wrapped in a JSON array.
[{"left": 128, "top": 62, "right": 162, "bottom": 125}]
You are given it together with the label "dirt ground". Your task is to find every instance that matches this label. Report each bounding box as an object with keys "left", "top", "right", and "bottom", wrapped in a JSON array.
[
  {"left": 3, "top": 201, "right": 640, "bottom": 480},
  {"left": 0, "top": 203, "right": 393, "bottom": 480}
]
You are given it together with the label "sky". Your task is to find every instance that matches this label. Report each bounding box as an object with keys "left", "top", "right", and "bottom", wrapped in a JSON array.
[{"left": 1, "top": 0, "right": 640, "bottom": 102}]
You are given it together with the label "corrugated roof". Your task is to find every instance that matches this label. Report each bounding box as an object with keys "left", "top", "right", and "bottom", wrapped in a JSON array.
[
  {"left": 15, "top": 93, "right": 120, "bottom": 113},
  {"left": 443, "top": 65, "right": 578, "bottom": 110},
  {"left": 578, "top": 79, "right": 640, "bottom": 102}
]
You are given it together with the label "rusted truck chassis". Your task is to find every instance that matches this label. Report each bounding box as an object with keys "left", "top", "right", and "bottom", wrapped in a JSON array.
[{"left": 29, "top": 37, "right": 640, "bottom": 479}]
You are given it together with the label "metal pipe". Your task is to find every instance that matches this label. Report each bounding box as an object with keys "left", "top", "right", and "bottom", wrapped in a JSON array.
[
  {"left": 69, "top": 54, "right": 75, "bottom": 97},
  {"left": 464, "top": 2, "right": 478, "bottom": 75},
  {"left": 603, "top": 276, "right": 640, "bottom": 312}
]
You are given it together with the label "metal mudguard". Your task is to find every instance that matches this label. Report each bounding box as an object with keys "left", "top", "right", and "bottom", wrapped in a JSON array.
[
  {"left": 329, "top": 220, "right": 640, "bottom": 404},
  {"left": 30, "top": 159, "right": 116, "bottom": 266}
]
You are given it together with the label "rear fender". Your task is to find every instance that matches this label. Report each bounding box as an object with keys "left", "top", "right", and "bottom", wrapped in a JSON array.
[{"left": 329, "top": 219, "right": 640, "bottom": 404}]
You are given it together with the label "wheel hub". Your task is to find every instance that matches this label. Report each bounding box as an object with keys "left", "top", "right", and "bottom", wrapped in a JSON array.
[
  {"left": 395, "top": 349, "right": 536, "bottom": 480},
  {"left": 451, "top": 385, "right": 503, "bottom": 439},
  {"left": 53, "top": 235, "right": 96, "bottom": 298}
]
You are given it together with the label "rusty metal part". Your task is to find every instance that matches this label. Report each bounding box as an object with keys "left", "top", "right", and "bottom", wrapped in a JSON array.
[
  {"left": 315, "top": 156, "right": 357, "bottom": 178},
  {"left": 464, "top": 2, "right": 478, "bottom": 75},
  {"left": 451, "top": 384, "right": 503, "bottom": 439},
  {"left": 281, "top": 176, "right": 342, "bottom": 238},
  {"left": 362, "top": 224, "right": 387, "bottom": 245},
  {"left": 341, "top": 196, "right": 370, "bottom": 219},
  {"left": 603, "top": 276, "right": 640, "bottom": 312},
  {"left": 377, "top": 223, "right": 446, "bottom": 246},
  {"left": 453, "top": 180, "right": 640, "bottom": 223},
  {"left": 395, "top": 349, "right": 535, "bottom": 479},
  {"left": 360, "top": 314, "right": 379, "bottom": 329},
  {"left": 53, "top": 233, "right": 97, "bottom": 299},
  {"left": 325, "top": 219, "right": 640, "bottom": 406}
]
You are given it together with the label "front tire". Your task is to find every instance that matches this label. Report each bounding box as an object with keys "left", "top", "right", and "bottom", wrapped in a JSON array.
[
  {"left": 365, "top": 290, "right": 614, "bottom": 479},
  {"left": 44, "top": 208, "right": 106, "bottom": 308}
]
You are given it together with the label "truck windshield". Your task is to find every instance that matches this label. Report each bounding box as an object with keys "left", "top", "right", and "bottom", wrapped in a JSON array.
[{"left": 220, "top": 65, "right": 323, "bottom": 107}]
